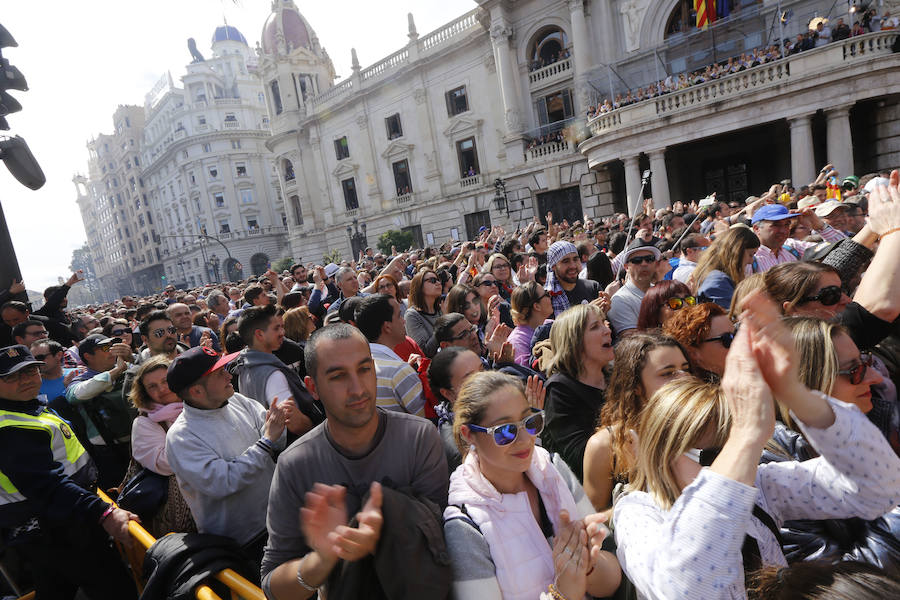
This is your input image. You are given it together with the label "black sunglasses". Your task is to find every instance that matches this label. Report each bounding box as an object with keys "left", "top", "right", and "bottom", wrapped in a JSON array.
[
  {"left": 478, "top": 280, "right": 498, "bottom": 287},
  {"left": 627, "top": 255, "right": 657, "bottom": 265},
  {"left": 703, "top": 331, "right": 735, "bottom": 349},
  {"left": 110, "top": 328, "right": 130, "bottom": 336},
  {"left": 838, "top": 353, "right": 874, "bottom": 385},
  {"left": 800, "top": 285, "right": 843, "bottom": 306},
  {"left": 423, "top": 277, "right": 439, "bottom": 285}
]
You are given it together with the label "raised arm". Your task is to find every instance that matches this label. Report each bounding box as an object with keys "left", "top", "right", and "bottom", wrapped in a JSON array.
[{"left": 851, "top": 171, "right": 900, "bottom": 322}]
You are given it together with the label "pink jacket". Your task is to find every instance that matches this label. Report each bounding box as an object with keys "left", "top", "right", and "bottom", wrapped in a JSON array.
[{"left": 445, "top": 446, "right": 580, "bottom": 600}]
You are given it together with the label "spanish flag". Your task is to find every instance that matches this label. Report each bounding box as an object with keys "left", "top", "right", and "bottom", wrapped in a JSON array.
[{"left": 695, "top": 0, "right": 717, "bottom": 30}]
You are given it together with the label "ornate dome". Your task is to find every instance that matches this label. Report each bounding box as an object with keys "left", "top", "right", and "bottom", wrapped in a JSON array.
[
  {"left": 261, "top": 0, "right": 316, "bottom": 55},
  {"left": 212, "top": 25, "right": 248, "bottom": 46}
]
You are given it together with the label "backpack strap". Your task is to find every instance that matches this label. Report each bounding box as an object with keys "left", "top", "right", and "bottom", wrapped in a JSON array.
[
  {"left": 446, "top": 503, "right": 482, "bottom": 534},
  {"left": 782, "top": 244, "right": 801, "bottom": 260}
]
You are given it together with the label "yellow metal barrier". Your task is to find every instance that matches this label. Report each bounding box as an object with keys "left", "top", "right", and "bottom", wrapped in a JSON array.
[{"left": 96, "top": 489, "right": 265, "bottom": 600}]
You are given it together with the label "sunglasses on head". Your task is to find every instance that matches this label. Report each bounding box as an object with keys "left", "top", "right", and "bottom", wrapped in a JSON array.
[
  {"left": 838, "top": 353, "right": 874, "bottom": 385},
  {"left": 627, "top": 255, "right": 657, "bottom": 265},
  {"left": 703, "top": 331, "right": 735, "bottom": 349},
  {"left": 152, "top": 326, "right": 178, "bottom": 338},
  {"left": 467, "top": 408, "right": 545, "bottom": 446},
  {"left": 800, "top": 285, "right": 843, "bottom": 306},
  {"left": 667, "top": 296, "right": 697, "bottom": 310}
]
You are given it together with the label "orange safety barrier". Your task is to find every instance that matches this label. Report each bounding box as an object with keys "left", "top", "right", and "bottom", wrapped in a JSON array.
[{"left": 96, "top": 489, "right": 265, "bottom": 600}]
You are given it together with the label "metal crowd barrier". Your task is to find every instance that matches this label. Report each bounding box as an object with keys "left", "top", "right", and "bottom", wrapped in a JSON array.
[{"left": 95, "top": 489, "right": 265, "bottom": 600}]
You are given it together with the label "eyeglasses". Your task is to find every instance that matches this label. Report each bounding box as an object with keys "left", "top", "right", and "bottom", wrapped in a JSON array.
[
  {"left": 152, "top": 326, "right": 178, "bottom": 338},
  {"left": 838, "top": 353, "right": 874, "bottom": 385},
  {"left": 32, "top": 351, "right": 56, "bottom": 361},
  {"left": 666, "top": 296, "right": 697, "bottom": 310},
  {"left": 449, "top": 324, "right": 478, "bottom": 341},
  {"left": 536, "top": 293, "right": 550, "bottom": 302},
  {"left": 799, "top": 285, "right": 843, "bottom": 306},
  {"left": 423, "top": 277, "right": 440, "bottom": 285},
  {"left": 627, "top": 255, "right": 657, "bottom": 265},
  {"left": 110, "top": 328, "right": 130, "bottom": 336},
  {"left": 1, "top": 365, "right": 41, "bottom": 382},
  {"left": 467, "top": 408, "right": 545, "bottom": 446},
  {"left": 703, "top": 331, "right": 735, "bottom": 349},
  {"left": 491, "top": 263, "right": 511, "bottom": 270},
  {"left": 477, "top": 280, "right": 498, "bottom": 288}
]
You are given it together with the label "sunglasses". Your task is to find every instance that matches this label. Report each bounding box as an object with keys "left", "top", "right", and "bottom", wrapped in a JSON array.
[
  {"left": 838, "top": 353, "right": 874, "bottom": 385},
  {"left": 32, "top": 352, "right": 53, "bottom": 361},
  {"left": 110, "top": 328, "right": 130, "bottom": 336},
  {"left": 703, "top": 331, "right": 735, "bottom": 349},
  {"left": 627, "top": 255, "right": 657, "bottom": 265},
  {"left": 423, "top": 277, "right": 440, "bottom": 285},
  {"left": 152, "top": 326, "right": 178, "bottom": 338},
  {"left": 467, "top": 408, "right": 545, "bottom": 446},
  {"left": 800, "top": 285, "right": 843, "bottom": 306},
  {"left": 478, "top": 280, "right": 498, "bottom": 287},
  {"left": 667, "top": 296, "right": 697, "bottom": 310}
]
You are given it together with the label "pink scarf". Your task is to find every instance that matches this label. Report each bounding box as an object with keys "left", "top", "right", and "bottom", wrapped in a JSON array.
[{"left": 145, "top": 402, "right": 183, "bottom": 424}]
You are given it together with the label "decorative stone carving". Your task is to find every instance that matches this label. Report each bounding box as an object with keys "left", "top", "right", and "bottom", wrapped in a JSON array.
[
  {"left": 620, "top": 0, "right": 644, "bottom": 53},
  {"left": 490, "top": 22, "right": 513, "bottom": 43},
  {"left": 504, "top": 108, "right": 521, "bottom": 132},
  {"left": 483, "top": 52, "right": 496, "bottom": 73},
  {"left": 356, "top": 115, "right": 369, "bottom": 130},
  {"left": 414, "top": 88, "right": 427, "bottom": 105}
]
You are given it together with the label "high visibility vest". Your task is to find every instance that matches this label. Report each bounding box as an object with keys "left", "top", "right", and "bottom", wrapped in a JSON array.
[{"left": 0, "top": 407, "right": 94, "bottom": 506}]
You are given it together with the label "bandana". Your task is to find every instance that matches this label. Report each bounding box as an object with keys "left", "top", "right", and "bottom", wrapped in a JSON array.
[{"left": 545, "top": 269, "right": 570, "bottom": 317}]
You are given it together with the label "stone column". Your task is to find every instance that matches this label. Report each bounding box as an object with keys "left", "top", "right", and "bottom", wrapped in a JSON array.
[
  {"left": 568, "top": 0, "right": 592, "bottom": 114},
  {"left": 623, "top": 155, "right": 642, "bottom": 214},
  {"left": 596, "top": 0, "right": 617, "bottom": 64},
  {"left": 789, "top": 115, "right": 816, "bottom": 188},
  {"left": 647, "top": 149, "right": 671, "bottom": 209},
  {"left": 490, "top": 17, "right": 523, "bottom": 138},
  {"left": 825, "top": 105, "right": 854, "bottom": 179}
]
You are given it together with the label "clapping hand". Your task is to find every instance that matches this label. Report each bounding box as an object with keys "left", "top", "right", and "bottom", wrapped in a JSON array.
[
  {"left": 264, "top": 399, "right": 287, "bottom": 442},
  {"left": 524, "top": 374, "right": 546, "bottom": 410},
  {"left": 491, "top": 341, "right": 514, "bottom": 364},
  {"left": 867, "top": 169, "right": 900, "bottom": 236},
  {"left": 301, "top": 484, "right": 349, "bottom": 565},
  {"left": 327, "top": 481, "right": 383, "bottom": 562},
  {"left": 552, "top": 511, "right": 589, "bottom": 600}
]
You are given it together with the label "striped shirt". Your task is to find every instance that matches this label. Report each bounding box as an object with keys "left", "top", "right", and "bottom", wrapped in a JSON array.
[
  {"left": 369, "top": 343, "right": 425, "bottom": 417},
  {"left": 752, "top": 225, "right": 846, "bottom": 273}
]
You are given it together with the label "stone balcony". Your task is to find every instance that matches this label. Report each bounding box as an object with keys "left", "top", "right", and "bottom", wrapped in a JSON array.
[
  {"left": 459, "top": 174, "right": 481, "bottom": 190},
  {"left": 526, "top": 140, "right": 573, "bottom": 163},
  {"left": 581, "top": 31, "right": 900, "bottom": 167},
  {"left": 528, "top": 56, "right": 572, "bottom": 91},
  {"left": 395, "top": 192, "right": 414, "bottom": 206}
]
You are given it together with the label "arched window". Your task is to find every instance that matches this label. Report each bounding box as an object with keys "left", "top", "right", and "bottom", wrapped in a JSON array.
[
  {"left": 282, "top": 158, "right": 295, "bottom": 181},
  {"left": 529, "top": 27, "right": 569, "bottom": 70},
  {"left": 250, "top": 253, "right": 270, "bottom": 276},
  {"left": 666, "top": 1, "right": 695, "bottom": 37}
]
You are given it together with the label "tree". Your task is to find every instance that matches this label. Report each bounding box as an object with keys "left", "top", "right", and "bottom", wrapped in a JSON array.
[
  {"left": 322, "top": 248, "right": 342, "bottom": 265},
  {"left": 377, "top": 229, "right": 414, "bottom": 255},
  {"left": 271, "top": 257, "right": 294, "bottom": 273}
]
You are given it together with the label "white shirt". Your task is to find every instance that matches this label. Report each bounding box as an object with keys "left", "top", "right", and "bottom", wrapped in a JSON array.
[{"left": 671, "top": 259, "right": 697, "bottom": 284}]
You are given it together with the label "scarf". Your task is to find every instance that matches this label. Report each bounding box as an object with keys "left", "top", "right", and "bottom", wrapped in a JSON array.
[
  {"left": 145, "top": 402, "right": 183, "bottom": 424},
  {"left": 545, "top": 269, "right": 570, "bottom": 317}
]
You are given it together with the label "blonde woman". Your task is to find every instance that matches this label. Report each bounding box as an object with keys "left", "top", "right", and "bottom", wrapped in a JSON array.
[
  {"left": 444, "top": 371, "right": 621, "bottom": 600},
  {"left": 691, "top": 227, "right": 760, "bottom": 309},
  {"left": 600, "top": 293, "right": 900, "bottom": 599},
  {"left": 282, "top": 306, "right": 315, "bottom": 343},
  {"left": 543, "top": 304, "right": 614, "bottom": 481}
]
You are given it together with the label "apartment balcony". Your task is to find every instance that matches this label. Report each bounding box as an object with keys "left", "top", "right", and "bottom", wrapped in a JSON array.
[
  {"left": 526, "top": 140, "right": 573, "bottom": 163},
  {"left": 395, "top": 192, "right": 414, "bottom": 206},
  {"left": 528, "top": 56, "right": 572, "bottom": 91},
  {"left": 223, "top": 121, "right": 240, "bottom": 129},
  {"left": 459, "top": 174, "right": 481, "bottom": 190}
]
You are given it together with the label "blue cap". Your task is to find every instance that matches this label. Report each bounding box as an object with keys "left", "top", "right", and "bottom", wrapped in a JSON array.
[
  {"left": 478, "top": 226, "right": 488, "bottom": 233},
  {"left": 0, "top": 345, "right": 43, "bottom": 376},
  {"left": 750, "top": 204, "right": 800, "bottom": 225}
]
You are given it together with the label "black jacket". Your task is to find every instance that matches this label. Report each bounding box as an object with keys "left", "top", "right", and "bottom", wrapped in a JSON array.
[
  {"left": 141, "top": 532, "right": 257, "bottom": 600},
  {"left": 542, "top": 372, "right": 606, "bottom": 481},
  {"left": 327, "top": 486, "right": 452, "bottom": 600}
]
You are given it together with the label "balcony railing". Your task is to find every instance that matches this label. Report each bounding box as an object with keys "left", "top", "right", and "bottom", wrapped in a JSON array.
[
  {"left": 215, "top": 98, "right": 241, "bottom": 106},
  {"left": 526, "top": 140, "right": 572, "bottom": 162},
  {"left": 420, "top": 9, "right": 479, "bottom": 52},
  {"left": 223, "top": 121, "right": 240, "bottom": 129},
  {"left": 361, "top": 48, "right": 409, "bottom": 82},
  {"left": 460, "top": 174, "right": 481, "bottom": 189},
  {"left": 528, "top": 56, "right": 572, "bottom": 87},
  {"left": 587, "top": 31, "right": 900, "bottom": 139},
  {"left": 396, "top": 192, "right": 414, "bottom": 206}
]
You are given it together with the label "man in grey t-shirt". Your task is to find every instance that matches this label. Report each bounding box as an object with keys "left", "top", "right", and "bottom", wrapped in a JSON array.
[{"left": 261, "top": 324, "right": 448, "bottom": 599}]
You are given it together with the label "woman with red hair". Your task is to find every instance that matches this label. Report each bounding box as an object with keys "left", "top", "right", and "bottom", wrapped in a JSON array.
[{"left": 636, "top": 280, "right": 695, "bottom": 331}]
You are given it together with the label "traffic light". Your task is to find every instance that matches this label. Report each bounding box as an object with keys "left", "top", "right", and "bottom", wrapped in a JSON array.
[{"left": 0, "top": 23, "right": 44, "bottom": 190}]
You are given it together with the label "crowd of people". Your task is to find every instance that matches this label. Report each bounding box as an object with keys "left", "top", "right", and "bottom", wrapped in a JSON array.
[
  {"left": 586, "top": 15, "right": 890, "bottom": 121},
  {"left": 2, "top": 159, "right": 900, "bottom": 600}
]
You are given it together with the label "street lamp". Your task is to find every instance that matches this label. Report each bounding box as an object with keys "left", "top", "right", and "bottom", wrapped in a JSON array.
[
  {"left": 493, "top": 178, "right": 509, "bottom": 216},
  {"left": 347, "top": 218, "right": 368, "bottom": 258},
  {"left": 208, "top": 254, "right": 220, "bottom": 282}
]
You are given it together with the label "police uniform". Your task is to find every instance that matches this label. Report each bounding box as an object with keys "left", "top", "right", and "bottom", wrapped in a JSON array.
[{"left": 0, "top": 345, "right": 136, "bottom": 599}]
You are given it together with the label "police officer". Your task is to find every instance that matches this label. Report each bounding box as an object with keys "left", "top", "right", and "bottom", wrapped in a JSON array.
[{"left": 0, "top": 345, "right": 137, "bottom": 599}]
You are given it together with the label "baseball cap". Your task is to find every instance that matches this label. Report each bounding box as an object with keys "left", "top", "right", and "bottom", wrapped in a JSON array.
[
  {"left": 546, "top": 241, "right": 578, "bottom": 269},
  {"left": 166, "top": 346, "right": 240, "bottom": 394},
  {"left": 620, "top": 240, "right": 662, "bottom": 263},
  {"left": 750, "top": 204, "right": 800, "bottom": 225},
  {"left": 797, "top": 196, "right": 820, "bottom": 210},
  {"left": 814, "top": 200, "right": 848, "bottom": 218},
  {"left": 323, "top": 263, "right": 340, "bottom": 278},
  {"left": 842, "top": 175, "right": 860, "bottom": 189},
  {"left": 864, "top": 177, "right": 890, "bottom": 193},
  {"left": 0, "top": 345, "right": 44, "bottom": 376},
  {"left": 78, "top": 334, "right": 121, "bottom": 355}
]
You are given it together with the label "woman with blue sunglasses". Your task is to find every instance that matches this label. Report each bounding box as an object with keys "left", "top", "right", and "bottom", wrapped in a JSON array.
[{"left": 444, "top": 371, "right": 621, "bottom": 600}]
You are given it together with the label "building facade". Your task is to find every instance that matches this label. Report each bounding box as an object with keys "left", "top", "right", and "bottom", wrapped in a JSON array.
[
  {"left": 75, "top": 26, "right": 289, "bottom": 299},
  {"left": 258, "top": 0, "right": 900, "bottom": 264}
]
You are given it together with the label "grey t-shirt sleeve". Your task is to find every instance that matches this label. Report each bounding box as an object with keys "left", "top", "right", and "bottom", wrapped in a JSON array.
[
  {"left": 444, "top": 517, "right": 503, "bottom": 599},
  {"left": 411, "top": 419, "right": 451, "bottom": 508},
  {"left": 261, "top": 454, "right": 309, "bottom": 587}
]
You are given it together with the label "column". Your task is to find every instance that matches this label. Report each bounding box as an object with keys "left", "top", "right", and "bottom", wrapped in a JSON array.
[
  {"left": 490, "top": 16, "right": 523, "bottom": 137},
  {"left": 568, "top": 0, "right": 592, "bottom": 114},
  {"left": 825, "top": 105, "right": 854, "bottom": 179},
  {"left": 647, "top": 149, "right": 671, "bottom": 209},
  {"left": 789, "top": 115, "right": 816, "bottom": 188},
  {"left": 623, "top": 155, "right": 642, "bottom": 215}
]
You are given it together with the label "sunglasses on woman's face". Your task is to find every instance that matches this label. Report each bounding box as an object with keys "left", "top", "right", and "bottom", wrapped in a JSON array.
[
  {"left": 703, "top": 331, "right": 735, "bottom": 349},
  {"left": 423, "top": 277, "right": 439, "bottom": 285},
  {"left": 467, "top": 408, "right": 545, "bottom": 446},
  {"left": 800, "top": 285, "right": 843, "bottom": 306},
  {"left": 838, "top": 353, "right": 874, "bottom": 385},
  {"left": 666, "top": 296, "right": 697, "bottom": 310},
  {"left": 478, "top": 280, "right": 498, "bottom": 288},
  {"left": 110, "top": 328, "right": 130, "bottom": 336}
]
